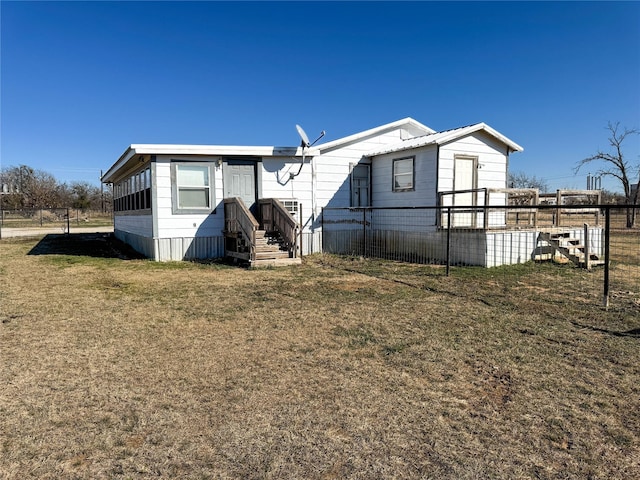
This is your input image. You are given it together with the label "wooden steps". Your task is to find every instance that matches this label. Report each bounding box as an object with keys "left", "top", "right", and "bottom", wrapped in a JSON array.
[
  {"left": 252, "top": 230, "right": 301, "bottom": 268},
  {"left": 538, "top": 230, "right": 604, "bottom": 269},
  {"left": 223, "top": 198, "right": 301, "bottom": 268}
]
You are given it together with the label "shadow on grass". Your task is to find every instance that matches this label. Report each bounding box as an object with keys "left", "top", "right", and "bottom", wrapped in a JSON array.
[
  {"left": 571, "top": 321, "right": 640, "bottom": 338},
  {"left": 28, "top": 233, "right": 146, "bottom": 260}
]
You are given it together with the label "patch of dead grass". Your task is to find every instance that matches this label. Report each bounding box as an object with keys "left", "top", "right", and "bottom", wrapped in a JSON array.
[{"left": 0, "top": 236, "right": 638, "bottom": 479}]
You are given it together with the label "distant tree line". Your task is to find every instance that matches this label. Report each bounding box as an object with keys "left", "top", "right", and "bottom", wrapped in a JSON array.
[{"left": 0, "top": 165, "right": 111, "bottom": 212}]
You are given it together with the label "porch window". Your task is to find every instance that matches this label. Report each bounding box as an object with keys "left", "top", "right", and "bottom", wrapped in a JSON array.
[
  {"left": 171, "top": 162, "right": 214, "bottom": 214},
  {"left": 393, "top": 157, "right": 414, "bottom": 192}
]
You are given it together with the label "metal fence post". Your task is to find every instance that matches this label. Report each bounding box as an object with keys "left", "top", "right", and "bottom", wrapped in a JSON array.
[
  {"left": 320, "top": 207, "right": 324, "bottom": 253},
  {"left": 299, "top": 203, "right": 303, "bottom": 258},
  {"left": 603, "top": 207, "right": 610, "bottom": 308},
  {"left": 446, "top": 207, "right": 452, "bottom": 276},
  {"left": 362, "top": 208, "right": 367, "bottom": 257},
  {"left": 66, "top": 208, "right": 70, "bottom": 235},
  {"left": 584, "top": 223, "right": 591, "bottom": 270}
]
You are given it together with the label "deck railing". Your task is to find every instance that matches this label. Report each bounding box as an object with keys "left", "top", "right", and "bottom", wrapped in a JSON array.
[
  {"left": 223, "top": 197, "right": 258, "bottom": 261},
  {"left": 437, "top": 188, "right": 601, "bottom": 229},
  {"left": 538, "top": 190, "right": 602, "bottom": 227},
  {"left": 258, "top": 198, "right": 299, "bottom": 257}
]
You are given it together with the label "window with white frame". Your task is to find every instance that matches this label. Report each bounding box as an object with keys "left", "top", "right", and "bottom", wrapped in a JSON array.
[
  {"left": 171, "top": 162, "right": 214, "bottom": 214},
  {"left": 393, "top": 156, "right": 414, "bottom": 192}
]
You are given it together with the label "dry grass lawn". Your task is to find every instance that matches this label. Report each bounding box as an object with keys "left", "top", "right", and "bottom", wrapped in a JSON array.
[{"left": 1, "top": 234, "right": 638, "bottom": 479}]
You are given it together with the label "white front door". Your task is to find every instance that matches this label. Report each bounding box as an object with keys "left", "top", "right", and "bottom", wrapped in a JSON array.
[
  {"left": 224, "top": 161, "right": 257, "bottom": 212},
  {"left": 453, "top": 156, "right": 477, "bottom": 227}
]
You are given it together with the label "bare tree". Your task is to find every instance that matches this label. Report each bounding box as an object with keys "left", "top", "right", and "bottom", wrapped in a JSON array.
[
  {"left": 29, "top": 170, "right": 60, "bottom": 208},
  {"left": 1, "top": 165, "right": 66, "bottom": 209},
  {"left": 575, "top": 122, "right": 639, "bottom": 227},
  {"left": 68, "top": 181, "right": 101, "bottom": 211},
  {"left": 508, "top": 171, "right": 549, "bottom": 193}
]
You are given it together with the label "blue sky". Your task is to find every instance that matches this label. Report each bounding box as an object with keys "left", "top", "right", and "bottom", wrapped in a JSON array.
[{"left": 1, "top": 1, "right": 639, "bottom": 192}]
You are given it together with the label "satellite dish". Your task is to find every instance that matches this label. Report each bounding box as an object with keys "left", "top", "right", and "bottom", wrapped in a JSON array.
[
  {"left": 290, "top": 124, "right": 326, "bottom": 180},
  {"left": 296, "top": 124, "right": 310, "bottom": 148},
  {"left": 295, "top": 124, "right": 325, "bottom": 149}
]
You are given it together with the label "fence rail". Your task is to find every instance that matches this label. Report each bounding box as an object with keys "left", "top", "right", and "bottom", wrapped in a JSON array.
[{"left": 322, "top": 204, "right": 639, "bottom": 308}]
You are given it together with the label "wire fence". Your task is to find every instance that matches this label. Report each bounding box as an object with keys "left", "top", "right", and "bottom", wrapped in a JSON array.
[
  {"left": 322, "top": 204, "right": 639, "bottom": 309},
  {"left": 0, "top": 208, "right": 113, "bottom": 239}
]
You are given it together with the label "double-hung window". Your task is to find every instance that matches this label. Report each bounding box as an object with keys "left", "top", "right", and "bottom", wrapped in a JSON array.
[
  {"left": 172, "top": 162, "right": 214, "bottom": 214},
  {"left": 393, "top": 157, "right": 414, "bottom": 192}
]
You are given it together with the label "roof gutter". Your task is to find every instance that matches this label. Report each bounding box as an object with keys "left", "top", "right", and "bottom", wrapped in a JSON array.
[
  {"left": 102, "top": 146, "right": 137, "bottom": 183},
  {"left": 102, "top": 144, "right": 318, "bottom": 184}
]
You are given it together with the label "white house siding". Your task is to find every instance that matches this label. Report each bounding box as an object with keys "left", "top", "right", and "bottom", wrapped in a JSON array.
[
  {"left": 114, "top": 213, "right": 152, "bottom": 237},
  {"left": 324, "top": 132, "right": 522, "bottom": 264},
  {"left": 113, "top": 214, "right": 154, "bottom": 258},
  {"left": 292, "top": 128, "right": 424, "bottom": 254},
  {"left": 439, "top": 131, "right": 510, "bottom": 228},
  {"left": 154, "top": 156, "right": 225, "bottom": 238},
  {"left": 260, "top": 156, "right": 316, "bottom": 255},
  {"left": 438, "top": 131, "right": 508, "bottom": 196},
  {"left": 147, "top": 155, "right": 321, "bottom": 259},
  {"left": 151, "top": 155, "right": 320, "bottom": 259},
  {"left": 364, "top": 146, "right": 439, "bottom": 235},
  {"left": 151, "top": 155, "right": 225, "bottom": 261},
  {"left": 151, "top": 141, "right": 413, "bottom": 259},
  {"left": 371, "top": 145, "right": 439, "bottom": 207},
  {"left": 260, "top": 157, "right": 313, "bottom": 220},
  {"left": 315, "top": 129, "right": 415, "bottom": 211},
  {"left": 272, "top": 129, "right": 422, "bottom": 254}
]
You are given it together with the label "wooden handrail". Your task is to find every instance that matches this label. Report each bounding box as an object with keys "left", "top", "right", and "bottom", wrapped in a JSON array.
[
  {"left": 224, "top": 198, "right": 258, "bottom": 261},
  {"left": 258, "top": 198, "right": 299, "bottom": 257},
  {"left": 437, "top": 188, "right": 602, "bottom": 230}
]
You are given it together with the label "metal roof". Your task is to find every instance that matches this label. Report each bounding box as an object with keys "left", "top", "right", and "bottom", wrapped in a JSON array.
[
  {"left": 102, "top": 118, "right": 434, "bottom": 183},
  {"left": 365, "top": 122, "right": 524, "bottom": 157},
  {"left": 316, "top": 117, "right": 435, "bottom": 153}
]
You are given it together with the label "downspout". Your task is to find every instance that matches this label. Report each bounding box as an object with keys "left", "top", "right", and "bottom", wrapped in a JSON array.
[
  {"left": 435, "top": 144, "right": 440, "bottom": 226},
  {"left": 311, "top": 153, "right": 317, "bottom": 246},
  {"left": 505, "top": 146, "right": 510, "bottom": 189},
  {"left": 292, "top": 128, "right": 324, "bottom": 246},
  {"left": 435, "top": 144, "right": 440, "bottom": 197}
]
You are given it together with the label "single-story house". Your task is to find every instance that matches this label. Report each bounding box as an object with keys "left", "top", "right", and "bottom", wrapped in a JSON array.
[
  {"left": 102, "top": 117, "right": 543, "bottom": 264},
  {"left": 102, "top": 117, "right": 524, "bottom": 262}
]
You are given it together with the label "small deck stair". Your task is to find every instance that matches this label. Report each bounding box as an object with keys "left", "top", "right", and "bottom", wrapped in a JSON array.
[
  {"left": 252, "top": 230, "right": 301, "bottom": 267},
  {"left": 538, "top": 230, "right": 604, "bottom": 269},
  {"left": 224, "top": 197, "right": 301, "bottom": 268}
]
